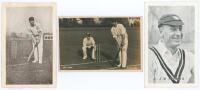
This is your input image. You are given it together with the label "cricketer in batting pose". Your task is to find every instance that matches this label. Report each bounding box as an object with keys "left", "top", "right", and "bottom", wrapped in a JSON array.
[
  {"left": 82, "top": 33, "right": 96, "bottom": 60},
  {"left": 148, "top": 14, "right": 194, "bottom": 84},
  {"left": 28, "top": 17, "right": 43, "bottom": 64},
  {"left": 111, "top": 21, "right": 128, "bottom": 68}
]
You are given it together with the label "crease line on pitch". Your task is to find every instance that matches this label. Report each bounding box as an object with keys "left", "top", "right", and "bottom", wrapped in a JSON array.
[{"left": 61, "top": 60, "right": 114, "bottom": 67}]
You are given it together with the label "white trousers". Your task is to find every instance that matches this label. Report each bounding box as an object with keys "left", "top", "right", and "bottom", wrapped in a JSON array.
[
  {"left": 118, "top": 44, "right": 128, "bottom": 68},
  {"left": 32, "top": 39, "right": 43, "bottom": 63},
  {"left": 82, "top": 45, "right": 96, "bottom": 59}
]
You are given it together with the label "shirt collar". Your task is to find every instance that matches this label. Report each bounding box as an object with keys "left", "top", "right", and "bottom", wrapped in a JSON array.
[{"left": 155, "top": 40, "right": 180, "bottom": 57}]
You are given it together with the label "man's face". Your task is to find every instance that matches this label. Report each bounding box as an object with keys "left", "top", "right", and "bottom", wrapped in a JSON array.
[
  {"left": 29, "top": 20, "right": 35, "bottom": 26},
  {"left": 87, "top": 36, "right": 90, "bottom": 40},
  {"left": 159, "top": 25, "right": 183, "bottom": 48}
]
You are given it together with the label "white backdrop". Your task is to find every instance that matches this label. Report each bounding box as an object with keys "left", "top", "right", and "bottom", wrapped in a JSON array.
[
  {"left": 6, "top": 7, "right": 53, "bottom": 34},
  {"left": 0, "top": 0, "right": 200, "bottom": 90}
]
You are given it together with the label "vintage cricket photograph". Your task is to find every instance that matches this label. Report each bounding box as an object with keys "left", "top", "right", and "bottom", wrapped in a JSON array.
[
  {"left": 59, "top": 17, "right": 142, "bottom": 71},
  {"left": 144, "top": 1, "right": 198, "bottom": 87},
  {"left": 1, "top": 3, "right": 57, "bottom": 87}
]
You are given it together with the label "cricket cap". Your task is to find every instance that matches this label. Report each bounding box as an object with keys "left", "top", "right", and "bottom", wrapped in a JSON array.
[
  {"left": 86, "top": 33, "right": 91, "bottom": 36},
  {"left": 158, "top": 14, "right": 184, "bottom": 27},
  {"left": 29, "top": 17, "right": 35, "bottom": 21}
]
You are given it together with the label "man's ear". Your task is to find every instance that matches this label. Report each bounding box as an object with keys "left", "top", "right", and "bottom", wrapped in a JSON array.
[
  {"left": 159, "top": 27, "right": 164, "bottom": 37},
  {"left": 158, "top": 26, "right": 163, "bottom": 33}
]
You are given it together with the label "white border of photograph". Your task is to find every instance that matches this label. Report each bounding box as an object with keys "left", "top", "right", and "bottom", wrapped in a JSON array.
[
  {"left": 1, "top": 2, "right": 57, "bottom": 88},
  {"left": 144, "top": 1, "right": 199, "bottom": 87}
]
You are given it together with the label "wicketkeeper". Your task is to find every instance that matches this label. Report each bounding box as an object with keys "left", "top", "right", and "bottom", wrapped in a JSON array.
[{"left": 82, "top": 33, "right": 96, "bottom": 60}]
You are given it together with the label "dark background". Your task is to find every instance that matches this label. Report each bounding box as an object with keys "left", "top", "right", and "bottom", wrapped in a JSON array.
[{"left": 6, "top": 34, "right": 53, "bottom": 84}]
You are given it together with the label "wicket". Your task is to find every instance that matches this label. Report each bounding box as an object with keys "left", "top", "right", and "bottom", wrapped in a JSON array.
[{"left": 96, "top": 43, "right": 101, "bottom": 62}]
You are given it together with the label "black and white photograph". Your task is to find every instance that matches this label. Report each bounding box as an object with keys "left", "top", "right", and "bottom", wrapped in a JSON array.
[
  {"left": 59, "top": 17, "right": 141, "bottom": 70},
  {"left": 145, "top": 1, "right": 198, "bottom": 87},
  {"left": 1, "top": 3, "right": 57, "bottom": 87}
]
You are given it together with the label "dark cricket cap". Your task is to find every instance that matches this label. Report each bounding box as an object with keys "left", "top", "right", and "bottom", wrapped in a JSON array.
[
  {"left": 86, "top": 33, "right": 91, "bottom": 36},
  {"left": 158, "top": 14, "right": 184, "bottom": 27},
  {"left": 29, "top": 17, "right": 35, "bottom": 21}
]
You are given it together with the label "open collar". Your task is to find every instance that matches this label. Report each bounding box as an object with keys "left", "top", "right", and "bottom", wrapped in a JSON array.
[{"left": 155, "top": 40, "right": 180, "bottom": 57}]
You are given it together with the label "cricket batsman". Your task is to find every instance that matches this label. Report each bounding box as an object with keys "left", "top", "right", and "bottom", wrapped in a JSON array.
[
  {"left": 82, "top": 33, "right": 96, "bottom": 60},
  {"left": 111, "top": 20, "right": 128, "bottom": 68},
  {"left": 27, "top": 17, "right": 43, "bottom": 64}
]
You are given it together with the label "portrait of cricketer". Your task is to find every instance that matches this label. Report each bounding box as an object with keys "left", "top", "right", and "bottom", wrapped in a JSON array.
[{"left": 148, "top": 14, "right": 194, "bottom": 84}]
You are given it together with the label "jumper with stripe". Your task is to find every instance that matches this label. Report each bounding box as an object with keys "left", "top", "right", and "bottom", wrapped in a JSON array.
[{"left": 148, "top": 41, "right": 194, "bottom": 84}]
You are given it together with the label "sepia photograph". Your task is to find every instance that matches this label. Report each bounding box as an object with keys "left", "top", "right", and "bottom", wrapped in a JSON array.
[
  {"left": 144, "top": 1, "right": 198, "bottom": 87},
  {"left": 1, "top": 3, "right": 57, "bottom": 87},
  {"left": 59, "top": 17, "right": 142, "bottom": 71}
]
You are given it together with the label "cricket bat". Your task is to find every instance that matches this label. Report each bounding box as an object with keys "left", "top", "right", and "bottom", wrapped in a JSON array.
[
  {"left": 27, "top": 42, "right": 38, "bottom": 62},
  {"left": 110, "top": 47, "right": 121, "bottom": 66}
]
